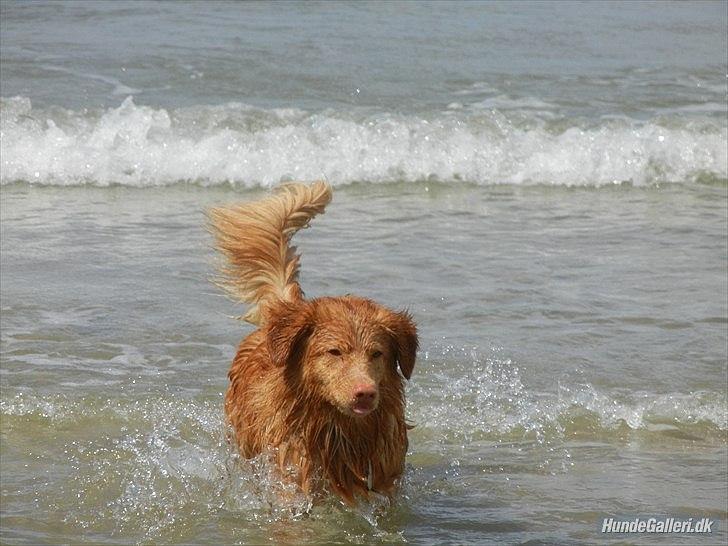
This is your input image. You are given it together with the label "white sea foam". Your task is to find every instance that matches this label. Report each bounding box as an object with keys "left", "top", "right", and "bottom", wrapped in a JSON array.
[{"left": 1, "top": 96, "right": 725, "bottom": 187}]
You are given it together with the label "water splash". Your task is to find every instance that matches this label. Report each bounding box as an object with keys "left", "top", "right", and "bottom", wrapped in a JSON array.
[
  {"left": 408, "top": 344, "right": 728, "bottom": 445},
  {"left": 2, "top": 346, "right": 725, "bottom": 541}
]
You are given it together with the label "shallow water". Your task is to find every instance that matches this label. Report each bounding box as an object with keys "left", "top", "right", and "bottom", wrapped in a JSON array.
[
  {"left": 1, "top": 1, "right": 727, "bottom": 544},
  {"left": 2, "top": 182, "right": 726, "bottom": 544}
]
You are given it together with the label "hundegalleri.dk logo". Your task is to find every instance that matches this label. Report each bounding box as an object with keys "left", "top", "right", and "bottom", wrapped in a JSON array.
[{"left": 601, "top": 516, "right": 716, "bottom": 534}]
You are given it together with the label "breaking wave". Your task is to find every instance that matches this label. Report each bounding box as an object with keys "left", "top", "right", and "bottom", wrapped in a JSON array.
[{"left": 1, "top": 96, "right": 726, "bottom": 187}]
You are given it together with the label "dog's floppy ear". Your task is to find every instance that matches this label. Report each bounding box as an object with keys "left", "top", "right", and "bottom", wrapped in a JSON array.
[
  {"left": 383, "top": 309, "right": 418, "bottom": 379},
  {"left": 265, "top": 301, "right": 313, "bottom": 367}
]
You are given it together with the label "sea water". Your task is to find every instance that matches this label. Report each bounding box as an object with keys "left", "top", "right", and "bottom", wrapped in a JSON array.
[{"left": 1, "top": 1, "right": 726, "bottom": 544}]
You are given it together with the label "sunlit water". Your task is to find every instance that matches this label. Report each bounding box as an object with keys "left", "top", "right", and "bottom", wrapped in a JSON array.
[{"left": 1, "top": 1, "right": 727, "bottom": 545}]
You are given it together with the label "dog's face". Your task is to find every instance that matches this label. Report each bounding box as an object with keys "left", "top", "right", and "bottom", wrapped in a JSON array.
[{"left": 265, "top": 296, "right": 418, "bottom": 418}]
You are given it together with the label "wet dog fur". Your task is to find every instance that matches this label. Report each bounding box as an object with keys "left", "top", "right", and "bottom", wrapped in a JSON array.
[{"left": 209, "top": 181, "right": 417, "bottom": 505}]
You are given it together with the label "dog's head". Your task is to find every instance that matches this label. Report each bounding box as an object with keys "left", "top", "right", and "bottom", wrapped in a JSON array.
[{"left": 265, "top": 296, "right": 418, "bottom": 417}]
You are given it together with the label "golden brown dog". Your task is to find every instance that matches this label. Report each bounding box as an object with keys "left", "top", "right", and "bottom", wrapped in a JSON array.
[{"left": 209, "top": 181, "right": 418, "bottom": 506}]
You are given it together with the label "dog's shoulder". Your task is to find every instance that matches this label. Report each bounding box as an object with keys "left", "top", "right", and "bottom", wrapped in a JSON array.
[{"left": 228, "top": 329, "right": 273, "bottom": 383}]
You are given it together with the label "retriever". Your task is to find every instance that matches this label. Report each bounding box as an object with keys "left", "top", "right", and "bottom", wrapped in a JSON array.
[{"left": 208, "top": 181, "right": 418, "bottom": 506}]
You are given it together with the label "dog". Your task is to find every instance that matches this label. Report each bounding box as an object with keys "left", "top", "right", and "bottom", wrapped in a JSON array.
[{"left": 208, "top": 181, "right": 418, "bottom": 506}]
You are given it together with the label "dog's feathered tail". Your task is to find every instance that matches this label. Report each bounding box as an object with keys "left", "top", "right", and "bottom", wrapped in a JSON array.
[{"left": 208, "top": 181, "right": 332, "bottom": 325}]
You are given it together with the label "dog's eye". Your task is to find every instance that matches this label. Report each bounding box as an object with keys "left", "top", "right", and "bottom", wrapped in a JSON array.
[
  {"left": 328, "top": 349, "right": 342, "bottom": 357},
  {"left": 371, "top": 350, "right": 383, "bottom": 359}
]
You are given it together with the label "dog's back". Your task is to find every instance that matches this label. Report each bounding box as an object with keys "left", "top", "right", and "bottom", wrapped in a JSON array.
[{"left": 209, "top": 182, "right": 417, "bottom": 505}]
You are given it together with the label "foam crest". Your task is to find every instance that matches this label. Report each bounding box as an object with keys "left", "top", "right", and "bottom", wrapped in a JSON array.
[{"left": 1, "top": 96, "right": 725, "bottom": 187}]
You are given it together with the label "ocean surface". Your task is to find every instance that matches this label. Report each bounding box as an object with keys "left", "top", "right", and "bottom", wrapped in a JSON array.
[{"left": 1, "top": 1, "right": 727, "bottom": 545}]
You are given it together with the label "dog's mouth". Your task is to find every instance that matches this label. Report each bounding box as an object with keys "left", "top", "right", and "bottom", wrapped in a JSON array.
[{"left": 350, "top": 400, "right": 377, "bottom": 417}]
